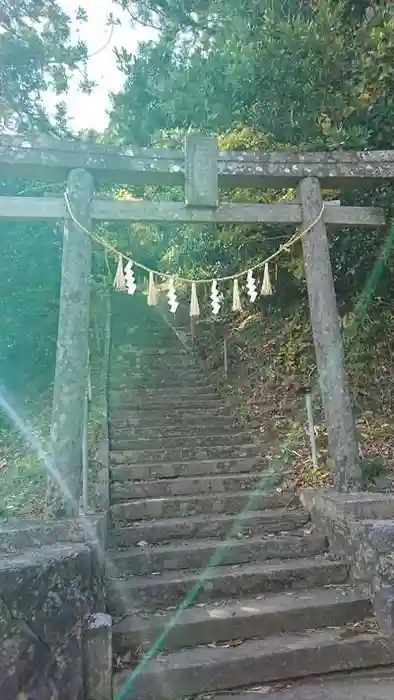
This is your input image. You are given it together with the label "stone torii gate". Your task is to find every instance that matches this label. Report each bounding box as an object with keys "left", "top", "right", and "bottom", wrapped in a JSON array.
[{"left": 1, "top": 133, "right": 393, "bottom": 512}]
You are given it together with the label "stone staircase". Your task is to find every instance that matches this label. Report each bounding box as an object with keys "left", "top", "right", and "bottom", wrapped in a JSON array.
[{"left": 108, "top": 294, "right": 392, "bottom": 699}]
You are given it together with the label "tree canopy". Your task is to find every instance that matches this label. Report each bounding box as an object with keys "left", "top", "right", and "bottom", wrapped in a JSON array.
[
  {"left": 108, "top": 0, "right": 394, "bottom": 307},
  {"left": 0, "top": 0, "right": 91, "bottom": 132},
  {"left": 110, "top": 0, "right": 394, "bottom": 150},
  {"left": 0, "top": 0, "right": 90, "bottom": 409}
]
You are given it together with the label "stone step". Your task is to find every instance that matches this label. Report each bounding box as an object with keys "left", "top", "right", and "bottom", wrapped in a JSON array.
[
  {"left": 112, "top": 334, "right": 191, "bottom": 343},
  {"left": 111, "top": 340, "right": 190, "bottom": 351},
  {"left": 209, "top": 672, "right": 394, "bottom": 700},
  {"left": 109, "top": 422, "right": 243, "bottom": 439},
  {"left": 109, "top": 397, "right": 226, "bottom": 410},
  {"left": 113, "top": 586, "right": 371, "bottom": 655},
  {"left": 110, "top": 533, "right": 328, "bottom": 575},
  {"left": 108, "top": 557, "right": 349, "bottom": 613},
  {"left": 110, "top": 372, "right": 203, "bottom": 387},
  {"left": 110, "top": 351, "right": 194, "bottom": 361},
  {"left": 114, "top": 333, "right": 185, "bottom": 345},
  {"left": 113, "top": 628, "right": 394, "bottom": 700},
  {"left": 109, "top": 404, "right": 237, "bottom": 429},
  {"left": 109, "top": 508, "right": 308, "bottom": 547},
  {"left": 111, "top": 364, "right": 199, "bottom": 374},
  {"left": 110, "top": 376, "right": 213, "bottom": 390},
  {"left": 110, "top": 443, "right": 259, "bottom": 465},
  {"left": 110, "top": 353, "right": 187, "bottom": 365},
  {"left": 210, "top": 669, "right": 394, "bottom": 700},
  {"left": 110, "top": 327, "right": 180, "bottom": 340},
  {"left": 119, "top": 348, "right": 189, "bottom": 357},
  {"left": 110, "top": 489, "right": 292, "bottom": 523},
  {"left": 109, "top": 432, "right": 253, "bottom": 451},
  {"left": 110, "top": 472, "right": 268, "bottom": 501},
  {"left": 110, "top": 457, "right": 264, "bottom": 482},
  {"left": 111, "top": 350, "right": 194, "bottom": 360},
  {"left": 113, "top": 348, "right": 196, "bottom": 364},
  {"left": 110, "top": 386, "right": 217, "bottom": 401},
  {"left": 110, "top": 406, "right": 233, "bottom": 421},
  {"left": 111, "top": 348, "right": 183, "bottom": 358},
  {"left": 110, "top": 356, "right": 189, "bottom": 367}
]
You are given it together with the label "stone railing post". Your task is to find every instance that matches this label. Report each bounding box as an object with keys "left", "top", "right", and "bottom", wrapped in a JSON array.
[{"left": 82, "top": 612, "right": 113, "bottom": 700}]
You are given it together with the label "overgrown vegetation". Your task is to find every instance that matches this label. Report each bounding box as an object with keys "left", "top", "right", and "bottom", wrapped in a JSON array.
[
  {"left": 191, "top": 304, "right": 394, "bottom": 491},
  {"left": 2, "top": 0, "right": 394, "bottom": 517}
]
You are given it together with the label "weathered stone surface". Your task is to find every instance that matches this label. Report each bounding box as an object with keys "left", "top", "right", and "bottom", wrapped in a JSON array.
[
  {"left": 210, "top": 668, "right": 394, "bottom": 700},
  {"left": 298, "top": 177, "right": 361, "bottom": 491},
  {"left": 110, "top": 457, "right": 264, "bottom": 482},
  {"left": 110, "top": 472, "right": 264, "bottom": 502},
  {"left": 110, "top": 406, "right": 233, "bottom": 421},
  {"left": 83, "top": 612, "right": 113, "bottom": 700},
  {"left": 119, "top": 347, "right": 188, "bottom": 357},
  {"left": 111, "top": 533, "right": 327, "bottom": 575},
  {"left": 109, "top": 558, "right": 348, "bottom": 612},
  {"left": 50, "top": 167, "right": 93, "bottom": 515},
  {"left": 1, "top": 625, "right": 84, "bottom": 700},
  {"left": 110, "top": 372, "right": 210, "bottom": 386},
  {"left": 185, "top": 135, "right": 219, "bottom": 207},
  {"left": 3, "top": 134, "right": 394, "bottom": 188},
  {"left": 339, "top": 493, "right": 394, "bottom": 519},
  {"left": 305, "top": 492, "right": 394, "bottom": 520},
  {"left": 110, "top": 397, "right": 227, "bottom": 411},
  {"left": 109, "top": 418, "right": 239, "bottom": 436},
  {"left": 109, "top": 508, "right": 308, "bottom": 547},
  {"left": 109, "top": 431, "right": 253, "bottom": 451},
  {"left": 112, "top": 343, "right": 186, "bottom": 360},
  {"left": 0, "top": 541, "right": 106, "bottom": 699},
  {"left": 22, "top": 627, "right": 84, "bottom": 700},
  {"left": 0, "top": 544, "right": 94, "bottom": 648},
  {"left": 0, "top": 621, "right": 46, "bottom": 699},
  {"left": 114, "top": 629, "right": 394, "bottom": 700},
  {"left": 110, "top": 489, "right": 292, "bottom": 522},
  {"left": 0, "top": 520, "right": 69, "bottom": 554},
  {"left": 110, "top": 367, "right": 201, "bottom": 381},
  {"left": 0, "top": 192, "right": 369, "bottom": 227},
  {"left": 0, "top": 515, "right": 107, "bottom": 553},
  {"left": 300, "top": 489, "right": 394, "bottom": 632},
  {"left": 113, "top": 586, "right": 371, "bottom": 655},
  {"left": 110, "top": 442, "right": 259, "bottom": 464},
  {"left": 111, "top": 401, "right": 235, "bottom": 412},
  {"left": 111, "top": 387, "right": 219, "bottom": 402},
  {"left": 374, "top": 586, "right": 394, "bottom": 633},
  {"left": 93, "top": 200, "right": 386, "bottom": 227}
]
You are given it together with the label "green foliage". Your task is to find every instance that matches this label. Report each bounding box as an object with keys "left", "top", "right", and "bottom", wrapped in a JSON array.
[
  {"left": 360, "top": 456, "right": 387, "bottom": 485},
  {"left": 0, "top": 180, "right": 64, "bottom": 407},
  {"left": 0, "top": 0, "right": 90, "bottom": 132},
  {"left": 108, "top": 0, "right": 394, "bottom": 317},
  {"left": 0, "top": 427, "right": 48, "bottom": 520},
  {"left": 111, "top": 1, "right": 394, "bottom": 149}
]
